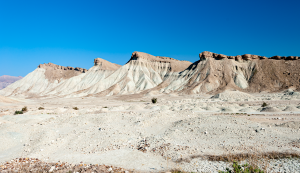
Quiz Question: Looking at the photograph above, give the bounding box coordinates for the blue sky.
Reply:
[0,0,299,76]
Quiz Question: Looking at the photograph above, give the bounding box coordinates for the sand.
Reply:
[260,107,282,112]
[0,95,18,103]
[1,91,300,172]
[283,106,299,112]
[212,90,254,100]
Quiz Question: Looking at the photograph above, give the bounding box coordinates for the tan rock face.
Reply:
[38,63,88,72]
[93,58,121,71]
[130,51,192,72]
[199,51,300,63]
[270,56,281,60]
[74,67,87,73]
[199,51,270,61]
[217,54,227,59]
[38,63,88,83]
[199,51,214,60]
[242,54,252,60]
[260,56,268,59]
[235,55,242,61]
[286,56,294,60]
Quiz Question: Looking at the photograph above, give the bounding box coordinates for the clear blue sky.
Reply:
[1,0,299,76]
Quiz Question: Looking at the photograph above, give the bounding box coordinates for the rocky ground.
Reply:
[1,90,300,172]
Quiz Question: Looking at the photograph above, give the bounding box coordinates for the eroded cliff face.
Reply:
[199,51,298,61]
[199,51,300,92]
[45,58,122,97]
[161,56,255,94]
[130,51,192,72]
[38,63,87,83]
[83,52,192,96]
[159,51,300,94]
[1,51,300,98]
[0,63,87,97]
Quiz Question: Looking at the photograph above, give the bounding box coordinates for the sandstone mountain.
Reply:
[0,75,23,90]
[0,51,299,98]
[159,51,300,94]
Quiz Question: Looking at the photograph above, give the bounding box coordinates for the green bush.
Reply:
[261,102,267,107]
[14,111,23,115]
[151,98,157,104]
[219,161,264,173]
[22,106,28,112]
[73,107,79,110]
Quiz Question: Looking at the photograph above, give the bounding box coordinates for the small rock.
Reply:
[49,166,55,172]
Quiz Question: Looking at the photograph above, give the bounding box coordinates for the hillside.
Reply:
[0,51,299,98]
[0,63,88,97]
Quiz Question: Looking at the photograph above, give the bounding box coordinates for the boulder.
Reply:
[213,53,219,58]
[242,54,252,60]
[217,54,227,59]
[286,56,294,60]
[74,67,87,73]
[259,56,268,59]
[228,56,235,59]
[67,66,74,70]
[199,51,214,60]
[271,56,281,60]
[235,55,243,61]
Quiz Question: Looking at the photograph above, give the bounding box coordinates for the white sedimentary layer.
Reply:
[0,68,61,97]
[0,52,262,98]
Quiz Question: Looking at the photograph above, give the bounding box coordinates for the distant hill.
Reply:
[0,75,23,90]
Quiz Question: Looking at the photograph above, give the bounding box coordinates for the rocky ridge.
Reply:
[199,51,298,61]
[1,51,300,98]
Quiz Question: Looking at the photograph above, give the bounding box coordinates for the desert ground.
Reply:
[1,90,300,172]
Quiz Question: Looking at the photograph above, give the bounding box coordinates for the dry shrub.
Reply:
[206,151,300,162]
[151,97,157,104]
[206,151,300,172]
[22,106,28,112]
[38,107,44,110]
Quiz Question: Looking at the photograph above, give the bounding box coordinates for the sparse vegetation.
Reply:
[219,161,264,173]
[151,97,157,104]
[14,111,23,115]
[103,106,108,108]
[73,107,79,110]
[261,102,267,107]
[22,106,28,112]
[38,107,44,110]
